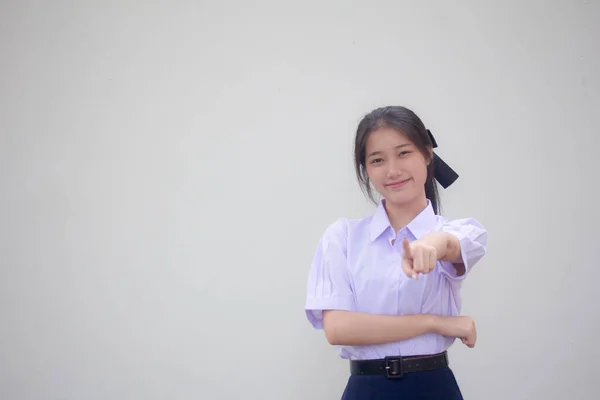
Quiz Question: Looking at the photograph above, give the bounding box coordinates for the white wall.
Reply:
[1,1,598,399]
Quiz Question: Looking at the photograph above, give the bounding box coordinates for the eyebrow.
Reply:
[367,143,412,158]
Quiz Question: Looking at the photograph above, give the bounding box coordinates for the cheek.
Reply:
[366,166,385,186]
[418,165,430,183]
[410,160,429,184]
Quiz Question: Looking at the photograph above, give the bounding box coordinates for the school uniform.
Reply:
[305,199,487,399]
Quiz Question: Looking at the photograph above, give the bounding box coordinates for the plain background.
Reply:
[1,1,599,399]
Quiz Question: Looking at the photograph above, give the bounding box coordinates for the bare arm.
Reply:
[323,310,477,347]
[322,310,439,346]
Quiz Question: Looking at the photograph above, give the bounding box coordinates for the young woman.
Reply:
[304,106,487,399]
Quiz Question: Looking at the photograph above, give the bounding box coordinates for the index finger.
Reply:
[402,238,411,258]
[401,257,417,280]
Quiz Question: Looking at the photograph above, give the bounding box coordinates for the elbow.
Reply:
[322,311,346,345]
[325,327,341,345]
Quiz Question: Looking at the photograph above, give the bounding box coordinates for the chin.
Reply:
[384,190,420,207]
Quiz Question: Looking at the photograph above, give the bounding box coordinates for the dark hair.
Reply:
[353,106,441,214]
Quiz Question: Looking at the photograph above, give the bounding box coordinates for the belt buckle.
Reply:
[384,356,403,379]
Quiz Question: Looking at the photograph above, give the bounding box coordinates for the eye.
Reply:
[370,158,384,164]
[399,151,411,157]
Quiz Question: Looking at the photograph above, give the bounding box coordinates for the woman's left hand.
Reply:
[401,238,437,280]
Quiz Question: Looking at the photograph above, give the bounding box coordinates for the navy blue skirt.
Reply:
[341,367,464,400]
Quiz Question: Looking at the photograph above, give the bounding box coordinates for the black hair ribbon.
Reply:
[427,129,459,189]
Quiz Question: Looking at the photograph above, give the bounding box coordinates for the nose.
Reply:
[386,159,403,179]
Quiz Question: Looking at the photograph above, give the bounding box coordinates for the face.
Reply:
[364,126,431,207]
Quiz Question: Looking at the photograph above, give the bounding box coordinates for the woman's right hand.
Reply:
[435,316,477,348]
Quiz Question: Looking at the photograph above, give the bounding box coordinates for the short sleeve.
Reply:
[304,219,355,329]
[438,217,487,280]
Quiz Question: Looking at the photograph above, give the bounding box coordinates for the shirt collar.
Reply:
[370,199,438,242]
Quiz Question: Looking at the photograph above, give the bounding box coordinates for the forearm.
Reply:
[322,310,439,346]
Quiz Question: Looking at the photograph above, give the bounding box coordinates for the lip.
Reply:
[386,178,412,189]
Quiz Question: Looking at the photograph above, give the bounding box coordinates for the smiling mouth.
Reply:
[386,179,412,189]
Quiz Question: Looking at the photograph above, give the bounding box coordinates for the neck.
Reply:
[384,197,428,232]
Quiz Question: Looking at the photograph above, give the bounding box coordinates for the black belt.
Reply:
[350,351,449,379]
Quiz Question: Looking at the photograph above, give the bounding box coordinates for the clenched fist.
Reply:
[401,238,437,280]
[437,316,477,348]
